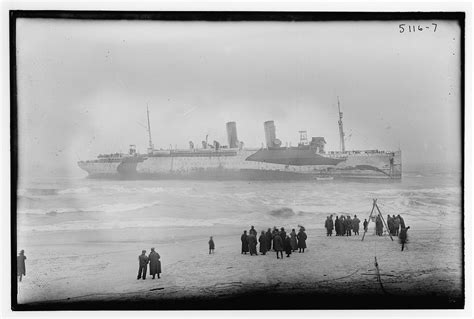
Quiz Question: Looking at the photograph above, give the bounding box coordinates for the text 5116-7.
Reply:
[399,23,438,33]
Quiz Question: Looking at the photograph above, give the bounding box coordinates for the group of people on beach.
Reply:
[324,215,362,236]
[240,226,308,259]
[137,248,162,280]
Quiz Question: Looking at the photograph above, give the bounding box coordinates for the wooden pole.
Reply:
[361,199,376,241]
[375,202,394,241]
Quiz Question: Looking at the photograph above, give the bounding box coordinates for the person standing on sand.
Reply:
[345,216,352,236]
[284,234,292,257]
[149,248,161,279]
[340,216,346,236]
[265,228,273,251]
[393,215,400,236]
[335,216,340,236]
[248,233,258,256]
[363,219,368,233]
[297,228,307,253]
[241,231,249,254]
[352,215,360,235]
[208,236,215,254]
[259,231,268,255]
[399,226,410,251]
[137,250,149,280]
[375,215,383,236]
[273,232,283,259]
[325,216,334,236]
[17,250,26,282]
[290,229,298,251]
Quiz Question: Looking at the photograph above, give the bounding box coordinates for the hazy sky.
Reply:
[16,19,461,177]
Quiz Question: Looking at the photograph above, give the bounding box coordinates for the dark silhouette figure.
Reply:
[352,215,360,235]
[265,228,273,251]
[335,216,341,236]
[273,233,284,259]
[241,231,249,254]
[249,225,257,237]
[290,229,298,251]
[149,248,161,279]
[259,231,268,255]
[363,219,368,233]
[248,234,258,256]
[137,250,149,280]
[284,235,292,257]
[17,250,26,282]
[209,236,215,254]
[399,226,410,251]
[325,216,334,236]
[297,228,307,253]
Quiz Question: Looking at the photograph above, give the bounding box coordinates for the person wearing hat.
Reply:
[249,226,257,237]
[137,250,149,280]
[149,248,161,279]
[17,250,26,282]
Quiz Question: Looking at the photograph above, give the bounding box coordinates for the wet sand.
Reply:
[15,224,463,309]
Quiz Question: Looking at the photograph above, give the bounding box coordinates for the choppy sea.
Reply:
[17,164,462,234]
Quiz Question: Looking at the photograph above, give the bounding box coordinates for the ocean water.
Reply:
[17,165,462,235]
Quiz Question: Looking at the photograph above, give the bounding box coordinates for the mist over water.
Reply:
[17,165,462,236]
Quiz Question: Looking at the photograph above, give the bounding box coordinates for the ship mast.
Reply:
[146,105,154,154]
[337,97,345,153]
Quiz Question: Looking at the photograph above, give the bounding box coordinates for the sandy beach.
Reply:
[16,222,463,309]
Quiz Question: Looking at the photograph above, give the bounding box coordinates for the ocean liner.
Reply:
[78,103,402,180]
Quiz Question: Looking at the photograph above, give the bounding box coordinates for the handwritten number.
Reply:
[432,23,437,32]
[399,24,405,33]
[418,25,423,31]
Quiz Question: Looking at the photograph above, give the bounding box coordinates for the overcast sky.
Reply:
[16,19,461,177]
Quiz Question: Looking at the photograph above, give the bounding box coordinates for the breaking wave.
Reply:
[18,200,162,215]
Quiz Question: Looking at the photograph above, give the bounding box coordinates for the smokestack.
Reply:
[226,122,238,148]
[264,120,276,148]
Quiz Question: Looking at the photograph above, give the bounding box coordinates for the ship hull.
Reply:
[78,149,401,180]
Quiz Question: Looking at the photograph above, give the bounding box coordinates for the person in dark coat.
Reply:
[290,229,298,251]
[137,250,149,280]
[148,248,161,279]
[280,227,287,241]
[375,215,383,236]
[259,231,268,255]
[265,228,273,251]
[17,250,26,282]
[335,216,340,236]
[399,226,410,251]
[241,231,249,254]
[273,232,284,259]
[352,215,360,235]
[393,215,401,236]
[387,215,394,235]
[284,234,292,257]
[249,225,257,237]
[297,228,307,253]
[248,233,258,256]
[208,236,215,254]
[363,219,368,233]
[346,216,353,236]
[340,216,346,236]
[325,216,334,236]
[272,227,279,250]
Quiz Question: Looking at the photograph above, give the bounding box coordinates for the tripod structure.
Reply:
[361,199,393,241]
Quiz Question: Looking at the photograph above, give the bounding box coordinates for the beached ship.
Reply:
[78,103,402,180]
